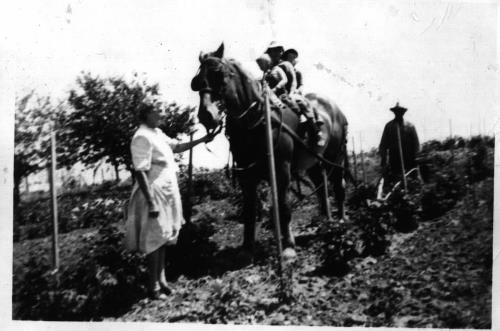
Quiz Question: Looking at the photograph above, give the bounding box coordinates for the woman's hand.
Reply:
[148,200,160,218]
[204,132,216,143]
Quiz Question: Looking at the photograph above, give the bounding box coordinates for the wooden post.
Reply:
[351,137,358,182]
[359,132,367,185]
[448,119,453,138]
[263,80,284,280]
[48,131,60,271]
[321,166,332,221]
[186,133,194,223]
[295,178,302,198]
[395,123,407,192]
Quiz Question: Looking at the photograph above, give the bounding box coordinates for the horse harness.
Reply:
[196,57,346,173]
[223,86,346,174]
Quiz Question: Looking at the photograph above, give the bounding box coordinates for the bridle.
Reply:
[195,56,348,175]
[195,57,269,134]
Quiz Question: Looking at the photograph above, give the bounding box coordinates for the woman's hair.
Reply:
[137,102,155,123]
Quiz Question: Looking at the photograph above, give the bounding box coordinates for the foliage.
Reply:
[13,92,70,216]
[64,72,195,175]
[13,223,148,320]
[356,200,392,257]
[168,212,218,278]
[14,167,236,242]
[387,182,420,232]
[14,183,129,242]
[178,167,238,204]
[420,135,494,153]
[418,151,466,220]
[465,140,494,182]
[14,93,64,180]
[317,221,359,276]
[13,136,494,326]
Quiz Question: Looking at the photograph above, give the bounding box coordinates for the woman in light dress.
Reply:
[125,103,214,299]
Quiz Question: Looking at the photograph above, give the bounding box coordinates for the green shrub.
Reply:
[15,184,129,241]
[13,223,147,320]
[178,168,237,203]
[421,168,465,220]
[317,221,359,276]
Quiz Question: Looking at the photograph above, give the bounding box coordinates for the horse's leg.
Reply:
[307,163,332,220]
[240,178,258,255]
[331,167,346,221]
[276,161,295,250]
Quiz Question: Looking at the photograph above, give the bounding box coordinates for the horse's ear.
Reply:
[213,43,224,58]
[199,51,205,63]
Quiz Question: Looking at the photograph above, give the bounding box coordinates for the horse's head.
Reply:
[191,43,261,132]
[190,43,230,131]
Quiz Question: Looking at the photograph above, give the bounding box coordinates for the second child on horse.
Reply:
[260,41,325,146]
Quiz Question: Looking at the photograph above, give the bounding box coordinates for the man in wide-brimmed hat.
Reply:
[261,43,324,146]
[265,41,284,66]
[379,102,420,179]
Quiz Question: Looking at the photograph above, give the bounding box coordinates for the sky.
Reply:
[1,0,499,169]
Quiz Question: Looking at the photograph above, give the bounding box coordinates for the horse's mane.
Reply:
[225,58,263,104]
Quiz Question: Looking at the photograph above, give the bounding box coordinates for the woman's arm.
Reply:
[171,134,214,154]
[135,170,159,217]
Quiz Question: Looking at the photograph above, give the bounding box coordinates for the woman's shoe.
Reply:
[159,283,174,295]
[147,288,168,300]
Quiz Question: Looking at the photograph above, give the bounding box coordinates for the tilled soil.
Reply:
[106,180,492,327]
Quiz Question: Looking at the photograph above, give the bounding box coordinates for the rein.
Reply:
[200,57,346,175]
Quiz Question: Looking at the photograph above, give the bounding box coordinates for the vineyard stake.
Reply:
[396,123,407,192]
[321,165,332,220]
[351,137,358,183]
[263,80,285,284]
[186,133,194,223]
[359,132,367,185]
[48,131,60,271]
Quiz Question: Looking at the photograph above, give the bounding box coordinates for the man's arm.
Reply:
[296,70,303,92]
[271,67,288,93]
[379,124,389,168]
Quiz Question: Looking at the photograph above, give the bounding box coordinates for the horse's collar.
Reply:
[232,101,259,120]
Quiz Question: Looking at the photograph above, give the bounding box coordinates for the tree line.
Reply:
[14,72,195,211]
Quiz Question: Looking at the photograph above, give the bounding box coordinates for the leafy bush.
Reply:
[168,212,219,278]
[420,166,465,220]
[356,200,392,257]
[178,168,237,203]
[13,223,148,320]
[15,185,128,241]
[387,184,420,233]
[15,168,236,242]
[465,141,494,183]
[317,221,359,276]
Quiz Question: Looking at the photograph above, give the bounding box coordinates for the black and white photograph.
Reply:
[2,0,498,329]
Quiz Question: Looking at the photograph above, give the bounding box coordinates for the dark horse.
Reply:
[191,43,349,258]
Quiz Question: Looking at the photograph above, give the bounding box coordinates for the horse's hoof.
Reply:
[283,247,297,261]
